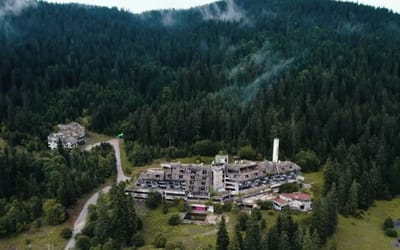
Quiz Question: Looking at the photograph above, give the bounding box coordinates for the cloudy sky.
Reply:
[45,0,400,14]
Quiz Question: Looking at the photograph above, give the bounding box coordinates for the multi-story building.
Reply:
[132,163,212,200]
[130,139,303,203]
[212,160,300,194]
[47,122,85,150]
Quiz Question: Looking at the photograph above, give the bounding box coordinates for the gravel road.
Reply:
[64,139,131,250]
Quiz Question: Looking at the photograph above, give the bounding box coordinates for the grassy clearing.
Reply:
[302,171,324,198]
[335,198,400,250]
[0,224,67,250]
[119,139,133,174]
[84,130,112,145]
[136,203,218,249]
[135,205,312,250]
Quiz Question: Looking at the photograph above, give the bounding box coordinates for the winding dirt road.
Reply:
[64,139,131,250]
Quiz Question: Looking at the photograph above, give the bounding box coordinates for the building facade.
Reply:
[130,158,301,201]
[273,192,312,212]
[129,139,306,207]
[48,122,85,150]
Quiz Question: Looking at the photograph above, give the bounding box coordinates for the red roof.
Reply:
[274,198,287,205]
[281,192,311,201]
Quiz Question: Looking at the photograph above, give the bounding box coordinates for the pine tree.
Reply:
[266,224,280,249]
[244,217,261,250]
[260,219,267,232]
[302,228,319,250]
[278,232,289,250]
[233,224,244,250]
[347,180,359,216]
[326,184,338,237]
[229,225,243,250]
[217,216,229,250]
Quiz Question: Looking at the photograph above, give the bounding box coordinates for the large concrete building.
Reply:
[133,163,212,201]
[47,122,85,150]
[130,139,302,202]
[213,160,300,195]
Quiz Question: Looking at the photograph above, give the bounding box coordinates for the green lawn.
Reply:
[0,224,67,250]
[119,139,134,175]
[137,204,218,249]
[302,171,324,198]
[84,130,112,145]
[335,198,400,250]
[135,204,313,250]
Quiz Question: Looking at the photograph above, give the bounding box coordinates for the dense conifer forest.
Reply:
[0,0,400,247]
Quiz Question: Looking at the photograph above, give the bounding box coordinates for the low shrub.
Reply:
[384,217,394,230]
[132,233,145,247]
[385,228,398,238]
[168,214,181,225]
[153,234,167,248]
[60,227,73,239]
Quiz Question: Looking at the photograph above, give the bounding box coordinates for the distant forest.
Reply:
[0,0,400,245]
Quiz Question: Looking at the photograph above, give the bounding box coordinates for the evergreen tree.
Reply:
[347,180,359,216]
[243,217,261,250]
[229,224,243,250]
[217,216,229,250]
[302,228,319,250]
[267,226,279,250]
[278,232,290,250]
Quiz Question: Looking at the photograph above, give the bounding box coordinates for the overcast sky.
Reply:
[45,0,400,14]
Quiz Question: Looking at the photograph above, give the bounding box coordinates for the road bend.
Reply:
[64,139,131,250]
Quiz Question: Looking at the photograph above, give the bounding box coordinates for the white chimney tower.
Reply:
[272,138,279,162]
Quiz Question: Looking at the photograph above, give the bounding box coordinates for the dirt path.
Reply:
[64,139,131,250]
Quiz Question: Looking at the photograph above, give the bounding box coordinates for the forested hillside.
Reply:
[0,0,400,245]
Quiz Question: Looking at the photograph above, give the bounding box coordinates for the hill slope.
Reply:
[0,0,399,244]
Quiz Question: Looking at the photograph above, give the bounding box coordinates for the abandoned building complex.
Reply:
[47,122,86,150]
[129,139,310,211]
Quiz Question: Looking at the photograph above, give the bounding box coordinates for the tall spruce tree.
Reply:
[244,216,261,250]
[217,216,229,250]
[229,224,244,250]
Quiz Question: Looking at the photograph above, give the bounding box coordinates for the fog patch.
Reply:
[199,0,247,22]
[160,10,176,27]
[0,0,37,19]
[227,40,294,104]
[229,41,273,79]
[337,22,364,35]
[241,58,294,103]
